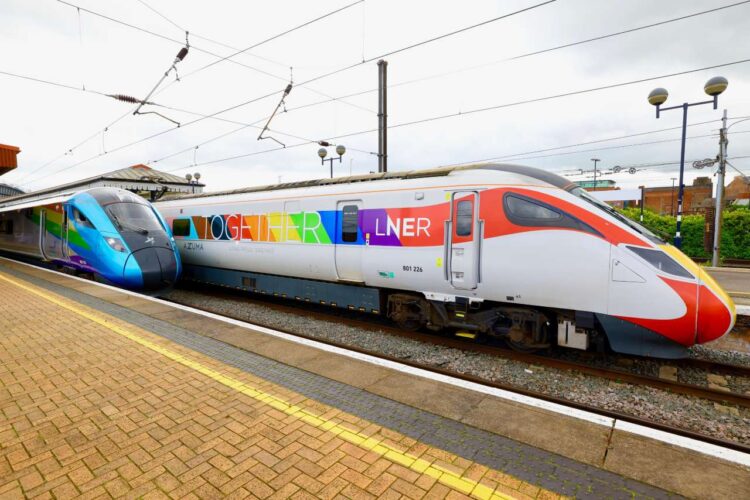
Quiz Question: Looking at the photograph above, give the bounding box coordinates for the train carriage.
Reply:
[154,164,735,358]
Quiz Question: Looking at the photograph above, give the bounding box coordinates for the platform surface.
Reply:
[707,266,750,306]
[0,260,678,499]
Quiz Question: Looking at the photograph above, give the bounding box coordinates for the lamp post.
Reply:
[647,76,728,248]
[590,158,600,189]
[185,172,201,194]
[670,177,677,216]
[318,144,346,179]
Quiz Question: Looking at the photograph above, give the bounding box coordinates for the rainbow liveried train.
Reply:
[155,164,736,359]
[0,188,180,291]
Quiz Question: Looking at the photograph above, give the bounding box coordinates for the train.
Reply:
[154,164,736,359]
[0,187,181,291]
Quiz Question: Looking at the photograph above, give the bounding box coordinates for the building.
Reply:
[0,184,24,198]
[0,144,20,177]
[0,164,204,204]
[643,177,713,215]
[725,175,750,203]
[575,179,616,191]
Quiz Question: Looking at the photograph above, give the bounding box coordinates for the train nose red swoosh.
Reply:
[696,270,736,344]
[659,245,735,344]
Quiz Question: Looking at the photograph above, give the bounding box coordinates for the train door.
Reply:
[38,209,49,260]
[335,200,363,282]
[61,206,70,258]
[447,191,481,290]
[43,208,64,261]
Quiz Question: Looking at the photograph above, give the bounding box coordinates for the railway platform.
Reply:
[0,258,748,499]
[707,266,750,307]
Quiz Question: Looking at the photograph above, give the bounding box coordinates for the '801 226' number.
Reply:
[402,265,423,272]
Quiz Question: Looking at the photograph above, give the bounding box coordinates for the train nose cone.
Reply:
[696,268,736,344]
[125,247,179,291]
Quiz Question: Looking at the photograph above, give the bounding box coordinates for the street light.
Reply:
[185,172,201,194]
[647,76,728,249]
[318,144,346,178]
[590,158,600,189]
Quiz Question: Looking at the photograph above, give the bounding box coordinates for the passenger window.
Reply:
[341,205,359,243]
[1,220,12,235]
[502,192,602,237]
[172,219,191,237]
[73,208,93,229]
[505,195,561,220]
[456,200,473,237]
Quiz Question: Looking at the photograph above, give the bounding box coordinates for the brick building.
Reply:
[725,175,750,203]
[643,176,713,215]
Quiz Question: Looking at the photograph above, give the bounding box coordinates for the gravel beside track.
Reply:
[164,287,750,445]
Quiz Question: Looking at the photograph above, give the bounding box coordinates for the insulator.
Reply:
[318,141,331,147]
[108,94,141,104]
[283,83,293,95]
[175,46,189,62]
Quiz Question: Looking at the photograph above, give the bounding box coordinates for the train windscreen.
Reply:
[106,203,164,234]
[569,187,665,244]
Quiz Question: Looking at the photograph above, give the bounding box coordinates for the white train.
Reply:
[155,164,735,358]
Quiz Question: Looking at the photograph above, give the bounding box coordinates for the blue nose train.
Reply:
[0,187,181,292]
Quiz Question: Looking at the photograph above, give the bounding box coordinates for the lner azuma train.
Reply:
[0,187,181,292]
[155,164,736,359]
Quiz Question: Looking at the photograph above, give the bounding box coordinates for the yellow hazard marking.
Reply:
[456,332,477,339]
[728,291,750,298]
[0,271,521,500]
[436,257,443,268]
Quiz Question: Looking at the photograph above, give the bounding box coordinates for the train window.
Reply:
[456,200,473,236]
[1,220,12,235]
[172,219,191,237]
[73,208,93,229]
[626,246,693,279]
[505,195,561,221]
[503,193,602,237]
[341,205,359,242]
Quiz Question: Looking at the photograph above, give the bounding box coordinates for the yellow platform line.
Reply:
[0,272,525,500]
[728,291,750,298]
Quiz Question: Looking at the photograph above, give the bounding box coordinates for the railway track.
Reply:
[163,281,750,453]
[170,281,750,409]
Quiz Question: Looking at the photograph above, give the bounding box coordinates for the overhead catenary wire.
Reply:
[23,0,377,182]
[19,0,558,185]
[176,0,365,81]
[29,56,748,185]
[57,0,374,115]
[15,2,747,187]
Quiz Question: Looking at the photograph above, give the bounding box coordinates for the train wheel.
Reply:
[388,293,428,331]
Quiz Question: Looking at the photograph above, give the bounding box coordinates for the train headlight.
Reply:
[106,237,127,252]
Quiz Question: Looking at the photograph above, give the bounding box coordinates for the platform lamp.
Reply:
[185,172,201,193]
[318,144,346,179]
[647,76,728,249]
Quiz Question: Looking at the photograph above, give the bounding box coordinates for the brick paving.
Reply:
[0,269,567,499]
[0,263,677,499]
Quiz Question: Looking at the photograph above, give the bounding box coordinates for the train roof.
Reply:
[163,163,577,201]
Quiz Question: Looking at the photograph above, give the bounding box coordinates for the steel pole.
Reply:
[674,103,688,249]
[377,59,388,173]
[712,109,728,267]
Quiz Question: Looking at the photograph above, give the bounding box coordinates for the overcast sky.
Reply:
[1,0,749,194]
